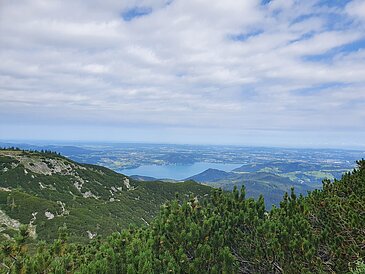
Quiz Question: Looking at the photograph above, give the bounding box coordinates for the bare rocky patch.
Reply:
[0,209,20,231]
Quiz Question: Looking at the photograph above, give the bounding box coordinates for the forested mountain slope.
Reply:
[188,168,314,207]
[1,156,364,273]
[0,149,212,242]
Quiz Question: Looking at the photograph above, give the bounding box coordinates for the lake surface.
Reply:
[119,162,242,180]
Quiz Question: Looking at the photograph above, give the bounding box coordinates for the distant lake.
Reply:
[119,162,242,180]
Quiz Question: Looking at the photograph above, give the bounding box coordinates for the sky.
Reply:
[1,0,365,148]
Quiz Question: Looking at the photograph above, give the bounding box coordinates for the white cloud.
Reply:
[0,0,365,146]
[346,0,365,21]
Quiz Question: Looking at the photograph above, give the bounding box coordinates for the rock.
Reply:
[123,178,131,189]
[87,230,97,239]
[45,211,55,220]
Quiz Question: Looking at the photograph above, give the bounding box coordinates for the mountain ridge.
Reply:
[0,149,212,242]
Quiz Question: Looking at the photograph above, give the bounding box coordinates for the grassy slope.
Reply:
[0,150,212,242]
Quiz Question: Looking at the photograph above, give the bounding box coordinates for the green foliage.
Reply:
[0,151,364,273]
[350,260,365,274]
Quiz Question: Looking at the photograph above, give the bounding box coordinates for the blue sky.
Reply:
[0,0,365,148]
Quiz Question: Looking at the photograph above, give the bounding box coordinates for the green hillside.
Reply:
[0,149,212,242]
[188,160,352,208]
[197,171,313,207]
[1,156,364,273]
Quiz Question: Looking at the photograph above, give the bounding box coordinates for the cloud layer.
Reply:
[1,0,365,147]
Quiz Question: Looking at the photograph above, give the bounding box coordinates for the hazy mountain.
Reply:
[233,161,324,173]
[186,168,230,181]
[187,167,315,207]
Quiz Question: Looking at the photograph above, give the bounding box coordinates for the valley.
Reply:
[1,142,363,207]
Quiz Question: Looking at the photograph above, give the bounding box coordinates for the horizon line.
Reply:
[1,138,364,152]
